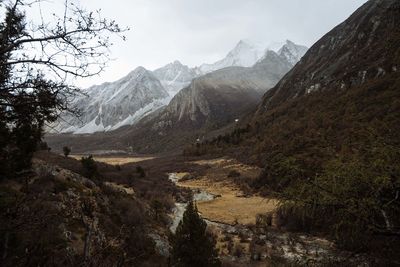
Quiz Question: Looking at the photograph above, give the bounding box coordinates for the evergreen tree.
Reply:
[170,201,220,267]
[63,146,71,158]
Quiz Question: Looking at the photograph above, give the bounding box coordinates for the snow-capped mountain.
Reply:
[53,67,169,134]
[277,40,308,66]
[196,40,265,74]
[50,39,308,135]
[153,60,197,96]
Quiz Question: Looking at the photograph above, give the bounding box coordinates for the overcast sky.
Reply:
[34,0,368,87]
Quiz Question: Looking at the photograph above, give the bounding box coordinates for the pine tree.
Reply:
[170,201,221,267]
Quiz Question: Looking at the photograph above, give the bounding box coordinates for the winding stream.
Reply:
[168,173,222,233]
[168,172,350,264]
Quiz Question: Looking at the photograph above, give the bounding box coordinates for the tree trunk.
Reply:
[83,222,92,260]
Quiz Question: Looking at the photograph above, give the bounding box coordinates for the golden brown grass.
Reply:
[70,155,154,166]
[178,158,277,225]
[179,178,277,225]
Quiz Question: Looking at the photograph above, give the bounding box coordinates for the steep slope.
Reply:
[258,0,400,112]
[159,67,263,128]
[53,67,169,134]
[201,0,400,176]
[189,3,400,260]
[153,60,198,96]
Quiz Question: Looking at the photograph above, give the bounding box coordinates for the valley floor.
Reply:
[94,154,359,266]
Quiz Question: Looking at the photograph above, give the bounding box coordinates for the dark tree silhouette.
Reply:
[170,201,220,267]
[0,0,127,178]
[62,146,71,157]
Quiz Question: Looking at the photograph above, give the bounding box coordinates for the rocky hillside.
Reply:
[53,67,169,134]
[201,0,400,167]
[258,0,400,112]
[0,151,184,266]
[189,1,400,261]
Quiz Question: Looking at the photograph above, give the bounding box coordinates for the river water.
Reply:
[167,172,351,264]
[168,173,221,233]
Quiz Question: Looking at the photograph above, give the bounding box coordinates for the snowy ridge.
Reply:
[196,40,265,74]
[51,40,308,134]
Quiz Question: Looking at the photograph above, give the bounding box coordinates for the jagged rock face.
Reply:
[277,40,308,66]
[259,0,400,112]
[54,67,169,134]
[153,60,198,96]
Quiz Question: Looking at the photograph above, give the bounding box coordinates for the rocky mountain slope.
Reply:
[153,60,197,96]
[199,0,400,190]
[258,1,399,112]
[53,67,169,134]
[188,2,400,261]
[158,49,294,128]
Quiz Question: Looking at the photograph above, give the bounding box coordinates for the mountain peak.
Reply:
[153,60,197,96]
[278,41,308,66]
[198,39,264,74]
[172,60,183,66]
[232,39,258,53]
[285,39,295,45]
[131,66,148,75]
[236,39,252,47]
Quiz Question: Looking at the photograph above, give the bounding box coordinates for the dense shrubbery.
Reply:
[81,155,97,178]
[190,76,400,258]
[278,137,400,250]
[63,146,71,157]
[0,160,157,266]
